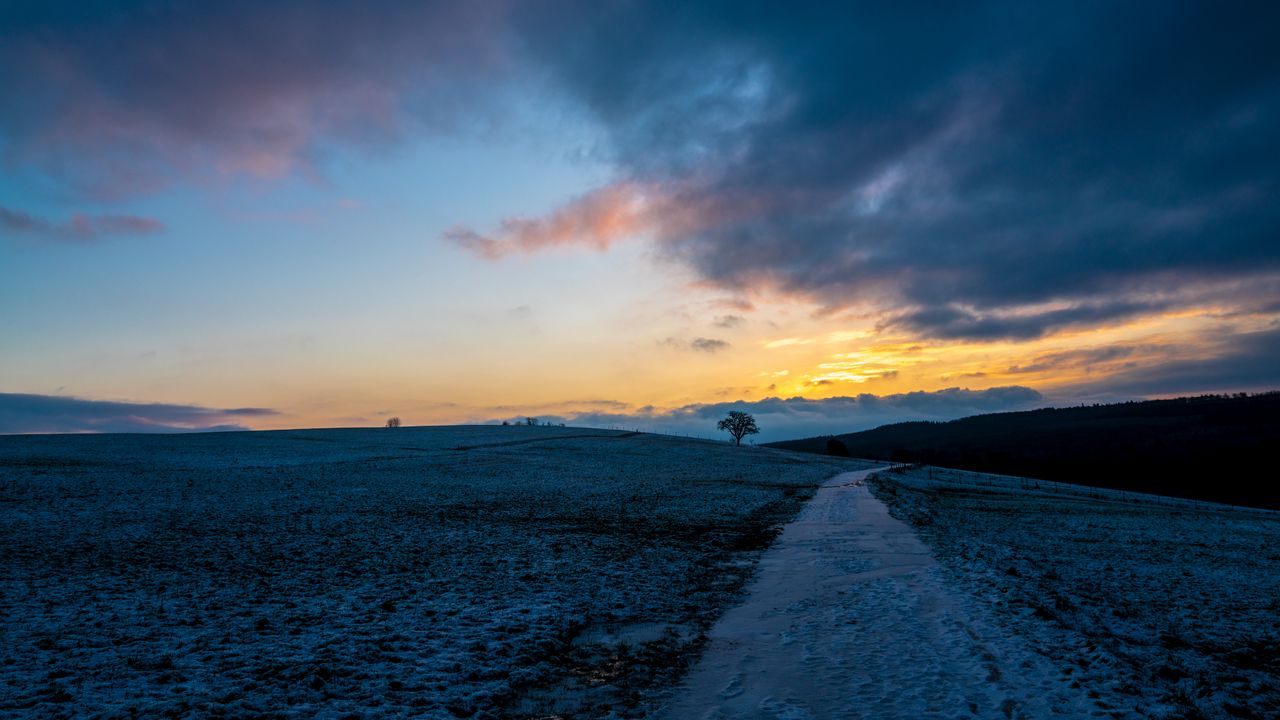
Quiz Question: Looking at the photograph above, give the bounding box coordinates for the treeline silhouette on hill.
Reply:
[768,393,1280,509]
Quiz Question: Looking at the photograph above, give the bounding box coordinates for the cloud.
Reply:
[503,2,1280,340]
[1,206,163,241]
[662,336,731,353]
[890,300,1159,341]
[713,314,745,329]
[712,298,756,312]
[764,337,812,349]
[0,1,510,197]
[486,398,631,414]
[444,182,653,258]
[7,1,1279,367]
[1071,326,1280,397]
[690,337,731,353]
[1005,346,1140,375]
[490,385,1044,442]
[0,393,278,434]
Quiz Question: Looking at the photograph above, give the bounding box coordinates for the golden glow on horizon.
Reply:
[33,290,1273,432]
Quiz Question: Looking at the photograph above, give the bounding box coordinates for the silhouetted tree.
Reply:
[385,417,402,428]
[718,411,759,446]
[826,437,852,457]
[525,417,538,426]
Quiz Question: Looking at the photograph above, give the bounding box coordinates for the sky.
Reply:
[2,1,1279,440]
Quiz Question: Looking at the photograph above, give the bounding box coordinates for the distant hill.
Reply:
[767,393,1280,509]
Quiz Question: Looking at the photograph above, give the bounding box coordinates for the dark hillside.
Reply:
[768,393,1280,509]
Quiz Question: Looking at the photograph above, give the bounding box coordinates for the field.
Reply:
[869,465,1280,719]
[8,426,1276,719]
[0,426,860,719]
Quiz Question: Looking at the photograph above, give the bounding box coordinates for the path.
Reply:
[660,468,1089,719]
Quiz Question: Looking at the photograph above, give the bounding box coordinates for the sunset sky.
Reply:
[3,2,1278,440]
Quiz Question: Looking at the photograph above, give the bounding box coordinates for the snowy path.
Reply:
[660,468,1089,720]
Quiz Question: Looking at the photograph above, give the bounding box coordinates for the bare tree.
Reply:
[525,417,538,426]
[385,417,402,428]
[717,410,759,446]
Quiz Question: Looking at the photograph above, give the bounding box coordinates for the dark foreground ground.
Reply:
[0,426,859,719]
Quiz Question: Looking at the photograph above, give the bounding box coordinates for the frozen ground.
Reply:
[870,465,1280,719]
[0,426,861,719]
[661,468,1091,720]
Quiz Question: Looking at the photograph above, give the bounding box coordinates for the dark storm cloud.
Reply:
[0,393,279,434]
[508,1,1280,338]
[494,386,1045,442]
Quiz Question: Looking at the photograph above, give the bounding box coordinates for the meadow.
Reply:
[0,426,859,719]
[870,465,1280,719]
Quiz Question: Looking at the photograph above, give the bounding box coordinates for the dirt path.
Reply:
[659,468,1089,719]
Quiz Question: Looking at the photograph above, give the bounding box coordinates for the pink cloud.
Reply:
[443,182,657,259]
[440,179,835,305]
[441,172,835,263]
[0,2,511,199]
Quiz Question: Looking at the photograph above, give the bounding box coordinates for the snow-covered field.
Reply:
[870,465,1280,719]
[0,426,860,719]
